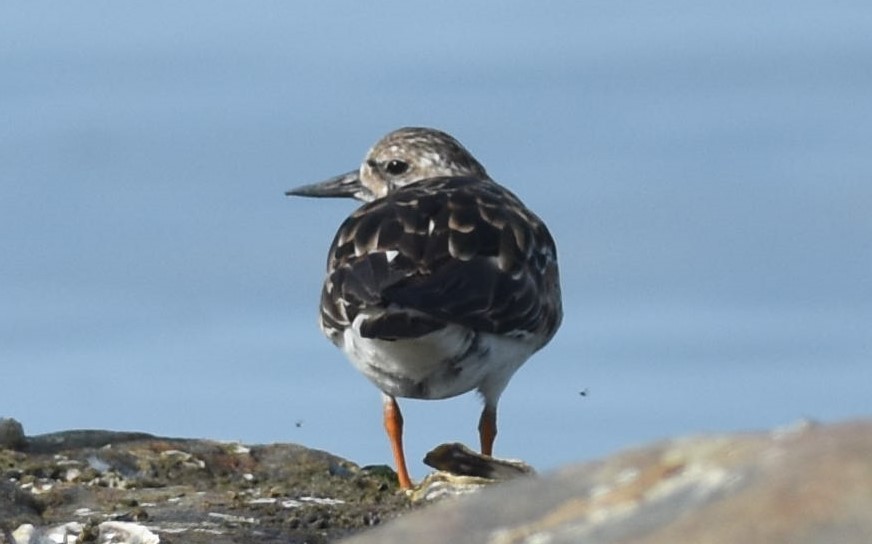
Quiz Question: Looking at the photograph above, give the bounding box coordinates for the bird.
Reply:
[286,127,562,489]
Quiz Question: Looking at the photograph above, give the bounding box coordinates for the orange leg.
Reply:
[478,405,497,456]
[383,395,413,489]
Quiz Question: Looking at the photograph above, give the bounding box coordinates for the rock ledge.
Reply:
[3,418,872,544]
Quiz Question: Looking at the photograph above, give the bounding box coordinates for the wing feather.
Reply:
[319,177,561,345]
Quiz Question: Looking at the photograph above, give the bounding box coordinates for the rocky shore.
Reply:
[0,418,411,543]
[2,417,871,543]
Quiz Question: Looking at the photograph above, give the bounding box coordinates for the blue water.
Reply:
[2,2,870,479]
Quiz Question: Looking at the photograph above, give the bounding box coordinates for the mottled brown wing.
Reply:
[319,177,561,344]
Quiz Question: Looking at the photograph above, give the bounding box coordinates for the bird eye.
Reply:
[385,160,409,176]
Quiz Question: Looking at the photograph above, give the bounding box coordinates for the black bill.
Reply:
[285,170,371,200]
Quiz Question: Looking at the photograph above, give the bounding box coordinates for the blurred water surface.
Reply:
[1,2,870,478]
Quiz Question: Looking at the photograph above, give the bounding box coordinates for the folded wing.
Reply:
[319,177,561,346]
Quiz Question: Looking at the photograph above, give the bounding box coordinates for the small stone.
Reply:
[65,468,82,482]
[0,418,26,451]
[423,442,536,481]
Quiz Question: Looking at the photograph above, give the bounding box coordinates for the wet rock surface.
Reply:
[0,420,411,543]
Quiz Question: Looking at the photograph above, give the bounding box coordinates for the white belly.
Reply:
[340,315,536,402]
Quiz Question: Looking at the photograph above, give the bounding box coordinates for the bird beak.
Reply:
[285,170,371,200]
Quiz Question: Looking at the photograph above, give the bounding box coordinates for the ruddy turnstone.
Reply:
[286,127,562,489]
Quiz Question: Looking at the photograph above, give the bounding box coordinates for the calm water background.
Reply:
[2,2,870,479]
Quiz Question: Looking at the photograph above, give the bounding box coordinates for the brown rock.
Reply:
[6,419,872,543]
[343,419,872,544]
[1,428,412,543]
[0,418,26,451]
